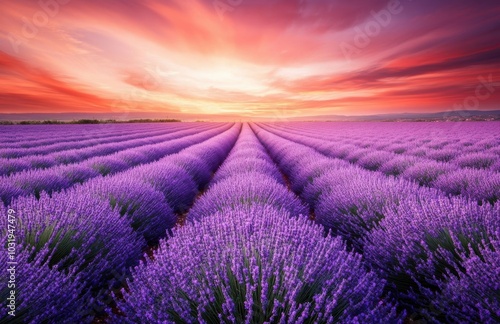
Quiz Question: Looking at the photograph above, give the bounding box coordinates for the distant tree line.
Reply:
[0,119,181,125]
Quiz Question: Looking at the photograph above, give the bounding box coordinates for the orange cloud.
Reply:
[0,0,499,119]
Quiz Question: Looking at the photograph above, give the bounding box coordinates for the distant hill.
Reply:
[287,110,500,122]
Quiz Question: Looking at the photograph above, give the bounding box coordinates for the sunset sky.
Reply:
[1,0,499,120]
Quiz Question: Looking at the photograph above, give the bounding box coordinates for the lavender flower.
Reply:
[0,247,90,324]
[82,175,176,244]
[435,239,500,323]
[129,162,199,214]
[357,151,397,171]
[453,152,498,169]
[0,158,31,176]
[118,206,399,323]
[426,148,459,163]
[10,169,71,199]
[402,160,457,186]
[7,190,144,288]
[312,171,426,251]
[289,158,349,194]
[84,156,130,176]
[169,153,217,187]
[363,196,499,320]
[433,168,500,203]
[379,155,421,176]
[58,164,101,185]
[212,158,284,185]
[0,181,23,206]
[188,175,308,222]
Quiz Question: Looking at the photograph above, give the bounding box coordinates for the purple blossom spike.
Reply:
[118,206,399,323]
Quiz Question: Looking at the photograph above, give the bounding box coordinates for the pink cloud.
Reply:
[0,0,499,118]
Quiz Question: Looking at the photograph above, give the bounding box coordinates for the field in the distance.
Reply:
[1,122,499,323]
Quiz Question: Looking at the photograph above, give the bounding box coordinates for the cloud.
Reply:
[0,0,499,117]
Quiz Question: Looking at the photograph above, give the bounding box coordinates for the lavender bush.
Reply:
[188,175,308,222]
[433,168,500,203]
[290,158,349,194]
[58,164,101,185]
[211,158,284,185]
[357,151,397,171]
[169,153,217,187]
[0,181,23,206]
[435,239,500,323]
[0,158,31,176]
[401,160,457,186]
[130,162,199,214]
[364,196,499,321]
[10,169,71,199]
[6,190,144,288]
[312,171,425,251]
[85,156,130,176]
[0,247,89,323]
[118,206,399,323]
[425,148,458,163]
[82,175,176,244]
[453,152,498,169]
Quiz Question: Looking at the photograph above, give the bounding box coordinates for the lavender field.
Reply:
[1,122,499,323]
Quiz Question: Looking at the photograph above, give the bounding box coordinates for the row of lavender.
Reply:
[0,124,240,323]
[0,124,196,161]
[0,123,180,149]
[117,124,400,323]
[0,123,216,174]
[267,122,500,169]
[265,122,500,172]
[0,123,186,151]
[0,124,226,205]
[252,123,499,323]
[1,122,497,322]
[260,123,500,204]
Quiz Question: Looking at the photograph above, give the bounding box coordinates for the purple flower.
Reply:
[357,151,397,171]
[84,156,130,176]
[10,169,71,199]
[290,157,349,194]
[379,155,421,176]
[212,158,285,185]
[426,148,459,163]
[118,206,398,323]
[436,239,500,323]
[453,152,498,170]
[312,170,427,251]
[402,160,457,186]
[0,158,31,176]
[129,162,199,214]
[0,247,90,324]
[433,168,500,203]
[81,174,176,244]
[364,196,499,320]
[0,181,23,206]
[188,175,308,222]
[7,190,144,288]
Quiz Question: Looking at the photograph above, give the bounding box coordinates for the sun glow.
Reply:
[0,0,499,119]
